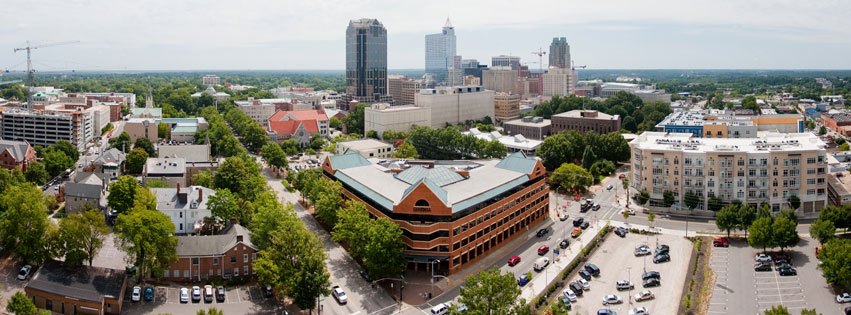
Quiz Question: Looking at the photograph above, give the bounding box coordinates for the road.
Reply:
[262,166,398,315]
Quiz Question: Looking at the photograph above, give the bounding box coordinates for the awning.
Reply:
[403,254,450,263]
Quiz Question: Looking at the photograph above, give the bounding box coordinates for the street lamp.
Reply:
[430,259,440,299]
[627,267,632,305]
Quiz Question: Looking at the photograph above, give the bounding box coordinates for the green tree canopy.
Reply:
[53,140,80,161]
[24,161,49,185]
[392,141,418,159]
[817,239,851,293]
[0,184,50,263]
[716,204,739,237]
[772,216,799,251]
[549,163,593,193]
[108,175,140,214]
[261,142,289,170]
[57,209,109,266]
[115,209,178,281]
[344,104,367,135]
[455,267,527,315]
[683,190,700,210]
[41,147,74,177]
[809,219,836,245]
[748,217,774,252]
[6,291,38,315]
[109,131,132,153]
[126,148,149,174]
[636,189,650,206]
[763,305,790,315]
[134,137,156,156]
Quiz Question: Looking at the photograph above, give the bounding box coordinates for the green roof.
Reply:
[451,175,529,213]
[329,151,372,170]
[333,171,393,211]
[394,165,465,187]
[402,177,448,205]
[495,152,536,174]
[172,125,197,133]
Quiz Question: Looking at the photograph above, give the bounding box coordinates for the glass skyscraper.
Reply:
[549,37,571,69]
[425,19,456,85]
[346,18,388,102]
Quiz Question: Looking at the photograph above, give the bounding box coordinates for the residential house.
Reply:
[151,185,214,234]
[0,139,37,170]
[164,224,258,281]
[91,148,126,182]
[25,261,127,315]
[64,173,105,214]
[143,158,186,188]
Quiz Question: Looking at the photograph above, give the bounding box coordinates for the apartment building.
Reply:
[322,152,549,274]
[630,132,828,215]
[234,98,280,125]
[482,66,519,95]
[551,110,620,134]
[336,139,394,159]
[542,67,574,97]
[493,92,520,122]
[151,185,214,234]
[415,86,495,128]
[388,76,422,106]
[164,224,258,281]
[657,110,805,137]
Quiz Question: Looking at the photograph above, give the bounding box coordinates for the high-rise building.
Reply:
[548,37,570,68]
[346,18,389,104]
[492,55,521,70]
[425,19,457,84]
[387,76,422,106]
[494,92,521,122]
[542,67,574,97]
[415,86,495,128]
[483,66,519,95]
[461,59,486,81]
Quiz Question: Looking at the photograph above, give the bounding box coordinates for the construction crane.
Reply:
[531,48,547,75]
[13,40,79,105]
[572,60,587,70]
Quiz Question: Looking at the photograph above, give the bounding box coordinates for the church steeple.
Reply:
[145,85,153,108]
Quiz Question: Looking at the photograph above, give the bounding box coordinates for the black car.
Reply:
[642,271,660,281]
[580,221,590,230]
[584,263,600,276]
[360,270,373,282]
[216,286,226,302]
[844,306,851,315]
[653,254,670,264]
[778,267,797,276]
[754,263,772,272]
[573,218,584,227]
[655,246,670,256]
[643,278,661,288]
[578,269,592,281]
[559,239,570,249]
[614,227,627,238]
[774,263,792,271]
[569,282,584,296]
[536,228,549,237]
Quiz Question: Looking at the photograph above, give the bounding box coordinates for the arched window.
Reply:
[415,199,429,207]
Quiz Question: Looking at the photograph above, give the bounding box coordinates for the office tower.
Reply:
[387,75,422,106]
[494,92,521,122]
[425,18,457,84]
[491,55,520,70]
[549,37,571,68]
[543,67,573,97]
[482,66,520,95]
[415,86,495,128]
[346,18,389,103]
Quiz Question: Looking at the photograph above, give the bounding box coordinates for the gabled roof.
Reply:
[269,110,328,122]
[495,152,537,174]
[0,139,33,162]
[26,260,126,302]
[93,148,125,165]
[65,173,104,199]
[328,151,372,169]
[402,177,448,205]
[176,224,257,256]
[395,165,465,187]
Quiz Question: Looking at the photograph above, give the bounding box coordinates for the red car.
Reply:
[507,255,521,266]
[537,245,550,255]
[713,237,729,247]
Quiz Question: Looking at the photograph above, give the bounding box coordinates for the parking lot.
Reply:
[708,237,840,314]
[122,284,282,314]
[561,232,691,315]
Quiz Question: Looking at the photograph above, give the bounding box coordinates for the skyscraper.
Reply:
[549,37,571,68]
[491,55,521,70]
[425,18,457,84]
[346,18,389,104]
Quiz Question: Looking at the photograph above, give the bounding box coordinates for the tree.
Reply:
[455,267,526,315]
[636,189,650,206]
[214,156,265,200]
[261,142,288,170]
[800,309,822,315]
[748,217,774,252]
[6,291,37,315]
[589,160,616,179]
[42,147,74,177]
[362,217,406,279]
[817,239,851,294]
[24,161,49,185]
[126,148,149,174]
[196,308,225,315]
[787,195,801,210]
[773,216,799,252]
[53,140,80,161]
[329,116,342,130]
[580,146,596,170]
[242,123,270,153]
[647,212,656,228]
[308,134,325,151]
[779,208,798,225]
[707,196,723,211]
[58,209,109,266]
[737,204,757,237]
[108,175,140,214]
[192,170,214,188]
[662,190,675,207]
[840,143,850,151]
[549,163,593,193]
[208,189,241,224]
[134,137,156,156]
[109,131,132,153]
[115,209,178,281]
[809,219,836,245]
[366,130,379,139]
[763,305,791,315]
[344,104,367,135]
[332,201,372,258]
[313,180,343,227]
[818,126,826,136]
[392,141,418,159]
[622,210,630,223]
[0,184,50,263]
[622,116,637,132]
[158,122,171,139]
[716,204,738,237]
[280,139,300,156]
[683,190,700,210]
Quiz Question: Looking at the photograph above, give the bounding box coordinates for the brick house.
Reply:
[0,139,36,170]
[25,261,127,315]
[164,224,258,281]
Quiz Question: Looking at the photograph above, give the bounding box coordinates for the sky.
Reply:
[1,0,850,71]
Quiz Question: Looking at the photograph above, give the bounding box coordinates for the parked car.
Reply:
[507,255,521,266]
[653,253,670,264]
[536,228,550,237]
[578,269,592,281]
[518,274,530,286]
[592,203,601,211]
[580,221,590,229]
[628,306,649,315]
[569,282,585,296]
[332,286,348,304]
[192,286,202,302]
[216,286,226,302]
[713,237,730,247]
[204,285,214,303]
[571,227,583,238]
[180,287,190,303]
[622,209,636,215]
[641,271,660,281]
[606,185,613,191]
[654,245,670,256]
[634,290,654,302]
[573,217,585,227]
[538,245,550,255]
[602,294,623,305]
[559,239,570,249]
[755,253,772,263]
[360,270,373,282]
[598,310,617,315]
[144,286,154,302]
[17,265,32,281]
[559,212,569,221]
[836,293,851,303]
[576,278,590,290]
[131,286,142,302]
[642,278,661,288]
[562,289,578,302]
[778,267,797,276]
[534,257,550,271]
[560,295,572,310]
[754,263,772,272]
[634,245,651,256]
[615,227,628,238]
[616,280,634,291]
[775,262,792,271]
[585,263,601,276]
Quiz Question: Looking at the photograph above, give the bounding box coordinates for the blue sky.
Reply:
[1,0,849,71]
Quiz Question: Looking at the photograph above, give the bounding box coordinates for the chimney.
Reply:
[236,235,244,243]
[176,183,180,194]
[198,188,203,202]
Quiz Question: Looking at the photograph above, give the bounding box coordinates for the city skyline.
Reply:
[1,0,851,71]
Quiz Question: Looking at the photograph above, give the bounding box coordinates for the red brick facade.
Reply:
[165,243,258,281]
[0,145,36,170]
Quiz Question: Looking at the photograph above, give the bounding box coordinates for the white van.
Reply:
[534,257,550,271]
[430,303,449,315]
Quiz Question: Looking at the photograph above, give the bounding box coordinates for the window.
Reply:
[244,254,248,263]
[252,253,257,261]
[179,212,183,218]
[179,223,183,231]
[183,270,189,278]
[213,257,219,265]
[173,270,179,277]
[231,256,236,263]
[234,268,239,277]
[192,257,199,265]
[244,266,249,276]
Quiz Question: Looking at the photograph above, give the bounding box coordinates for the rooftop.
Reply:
[151,185,214,211]
[26,261,126,303]
[504,117,551,127]
[338,139,392,151]
[552,110,619,120]
[465,129,542,151]
[64,173,103,199]
[827,173,851,198]
[631,132,826,153]
[158,144,211,163]
[825,112,851,123]
[176,224,256,257]
[0,140,33,162]
[145,158,186,175]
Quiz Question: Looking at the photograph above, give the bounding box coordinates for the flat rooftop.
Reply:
[26,261,125,302]
[552,110,618,120]
[504,117,551,127]
[338,139,391,151]
[632,131,826,153]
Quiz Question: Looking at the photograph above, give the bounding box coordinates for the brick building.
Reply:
[0,140,36,170]
[165,224,258,281]
[25,261,127,315]
[551,110,620,134]
[322,152,549,274]
[821,112,851,136]
[503,117,552,140]
[493,92,520,122]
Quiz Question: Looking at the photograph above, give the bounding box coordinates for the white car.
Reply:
[179,287,189,303]
[755,253,772,263]
[16,265,32,281]
[192,286,201,302]
[616,280,635,291]
[558,212,569,221]
[634,290,655,302]
[131,286,141,302]
[628,306,650,315]
[562,289,577,302]
[634,245,651,256]
[837,293,851,303]
[332,286,348,304]
[576,278,590,290]
[622,209,636,215]
[606,185,614,191]
[602,294,623,305]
